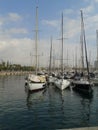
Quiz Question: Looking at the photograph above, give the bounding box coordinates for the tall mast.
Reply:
[35,7,38,75]
[67,49,68,68]
[49,36,52,74]
[96,30,98,61]
[80,10,90,80]
[80,10,84,71]
[61,13,64,74]
[75,46,77,72]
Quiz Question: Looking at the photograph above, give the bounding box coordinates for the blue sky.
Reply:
[0,0,98,67]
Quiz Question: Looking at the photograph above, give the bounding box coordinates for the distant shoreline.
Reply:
[0,71,32,76]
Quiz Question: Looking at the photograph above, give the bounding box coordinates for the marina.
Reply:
[1,0,98,130]
[0,75,98,130]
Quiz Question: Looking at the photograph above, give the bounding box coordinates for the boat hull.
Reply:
[54,78,70,90]
[72,80,93,94]
[27,82,46,92]
[25,74,46,91]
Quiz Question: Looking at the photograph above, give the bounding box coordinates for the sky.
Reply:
[0,0,98,67]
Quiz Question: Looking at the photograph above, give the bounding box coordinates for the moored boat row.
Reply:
[25,70,95,95]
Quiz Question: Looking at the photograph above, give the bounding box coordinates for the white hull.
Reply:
[54,78,70,90]
[28,81,45,91]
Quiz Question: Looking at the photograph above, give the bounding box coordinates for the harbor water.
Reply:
[0,75,98,130]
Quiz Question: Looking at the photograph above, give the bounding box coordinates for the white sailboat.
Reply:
[54,77,70,90]
[25,7,46,91]
[54,13,70,90]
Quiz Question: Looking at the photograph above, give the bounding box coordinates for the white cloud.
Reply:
[8,28,28,34]
[8,13,22,21]
[64,18,80,38]
[0,21,3,26]
[0,41,9,50]
[81,5,94,14]
[0,38,33,65]
[95,0,98,2]
[0,16,5,26]
[0,28,28,40]
[0,13,23,28]
[42,20,59,27]
[64,9,74,15]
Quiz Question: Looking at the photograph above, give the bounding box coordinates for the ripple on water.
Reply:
[0,76,98,130]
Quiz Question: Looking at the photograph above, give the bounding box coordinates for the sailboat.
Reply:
[25,7,46,91]
[72,10,93,95]
[54,13,70,90]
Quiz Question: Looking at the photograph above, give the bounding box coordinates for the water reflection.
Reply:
[1,75,98,130]
[55,89,65,115]
[0,77,7,89]
[75,90,93,126]
[47,85,66,124]
[25,88,47,109]
[74,89,93,100]
[72,87,93,124]
[25,83,94,128]
[48,85,70,116]
[80,97,92,126]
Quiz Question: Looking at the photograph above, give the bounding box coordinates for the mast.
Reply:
[67,49,68,68]
[35,7,38,75]
[53,49,55,72]
[61,13,64,74]
[96,30,98,61]
[75,46,77,72]
[80,10,90,80]
[49,36,53,74]
[80,10,84,71]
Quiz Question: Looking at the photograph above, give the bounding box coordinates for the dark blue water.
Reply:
[0,75,98,130]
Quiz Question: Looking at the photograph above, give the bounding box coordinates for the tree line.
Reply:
[0,61,35,71]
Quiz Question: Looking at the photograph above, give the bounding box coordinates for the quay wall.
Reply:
[60,126,98,130]
[0,71,32,76]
